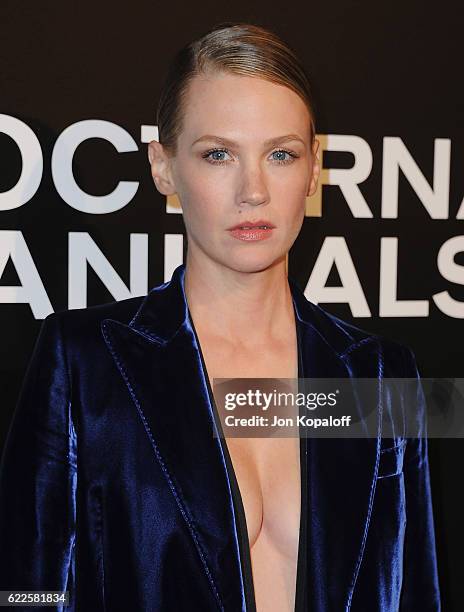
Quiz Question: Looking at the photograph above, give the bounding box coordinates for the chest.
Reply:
[200,337,301,558]
[224,436,301,556]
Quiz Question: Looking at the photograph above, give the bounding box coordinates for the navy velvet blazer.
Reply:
[0,263,441,611]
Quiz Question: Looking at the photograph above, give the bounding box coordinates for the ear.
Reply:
[307,138,321,197]
[147,140,177,196]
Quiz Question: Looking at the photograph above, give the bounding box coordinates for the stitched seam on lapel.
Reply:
[101,321,224,611]
[136,322,186,344]
[132,325,168,345]
[344,341,384,610]
[339,336,378,359]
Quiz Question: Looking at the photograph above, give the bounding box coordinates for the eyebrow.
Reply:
[191,134,306,148]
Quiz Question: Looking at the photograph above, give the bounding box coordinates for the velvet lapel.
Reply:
[290,279,382,611]
[101,265,246,611]
[101,263,381,612]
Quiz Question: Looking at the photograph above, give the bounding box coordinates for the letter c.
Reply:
[51,119,139,214]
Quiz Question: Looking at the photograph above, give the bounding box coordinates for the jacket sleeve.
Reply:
[0,313,76,611]
[399,346,441,611]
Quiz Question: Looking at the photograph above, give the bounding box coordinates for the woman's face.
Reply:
[149,71,320,274]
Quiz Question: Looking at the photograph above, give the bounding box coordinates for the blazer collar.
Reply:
[127,262,359,358]
[101,263,382,611]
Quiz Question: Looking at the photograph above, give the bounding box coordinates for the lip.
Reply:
[228,226,275,242]
[227,220,276,230]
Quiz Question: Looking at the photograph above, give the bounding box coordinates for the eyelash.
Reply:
[201,147,299,166]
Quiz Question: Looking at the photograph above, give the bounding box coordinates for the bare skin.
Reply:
[193,320,301,611]
[148,69,320,610]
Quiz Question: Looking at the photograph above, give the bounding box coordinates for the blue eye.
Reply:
[272,150,294,164]
[202,149,231,164]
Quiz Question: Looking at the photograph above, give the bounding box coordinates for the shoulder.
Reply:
[39,294,145,349]
[306,299,419,377]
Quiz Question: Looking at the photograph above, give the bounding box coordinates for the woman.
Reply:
[0,22,440,611]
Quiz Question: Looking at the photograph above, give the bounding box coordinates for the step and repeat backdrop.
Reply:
[1,1,462,608]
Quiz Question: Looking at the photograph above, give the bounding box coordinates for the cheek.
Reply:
[180,189,224,235]
[271,167,308,196]
[271,177,307,222]
[179,162,227,204]
[175,171,221,221]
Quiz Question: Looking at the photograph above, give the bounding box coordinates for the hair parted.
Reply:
[156,21,316,156]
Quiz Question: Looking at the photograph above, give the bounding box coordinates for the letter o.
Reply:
[0,114,43,210]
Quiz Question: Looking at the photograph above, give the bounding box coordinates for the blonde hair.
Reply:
[156,21,316,155]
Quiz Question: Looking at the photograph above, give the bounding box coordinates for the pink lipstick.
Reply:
[227,219,275,242]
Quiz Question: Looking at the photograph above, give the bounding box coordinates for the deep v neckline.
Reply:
[188,309,307,611]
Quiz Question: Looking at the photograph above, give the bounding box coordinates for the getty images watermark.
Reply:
[211,377,464,438]
[222,385,351,428]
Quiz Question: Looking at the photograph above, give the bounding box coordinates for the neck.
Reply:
[184,251,295,345]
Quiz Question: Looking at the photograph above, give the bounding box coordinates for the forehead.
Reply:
[179,72,311,142]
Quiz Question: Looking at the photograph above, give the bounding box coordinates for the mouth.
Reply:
[235,224,272,230]
[227,221,276,242]
[227,220,276,230]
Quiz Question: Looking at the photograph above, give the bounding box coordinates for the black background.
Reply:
[1,2,462,608]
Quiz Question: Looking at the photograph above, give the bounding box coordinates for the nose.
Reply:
[237,162,270,208]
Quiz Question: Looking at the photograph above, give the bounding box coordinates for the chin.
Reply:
[220,250,288,274]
